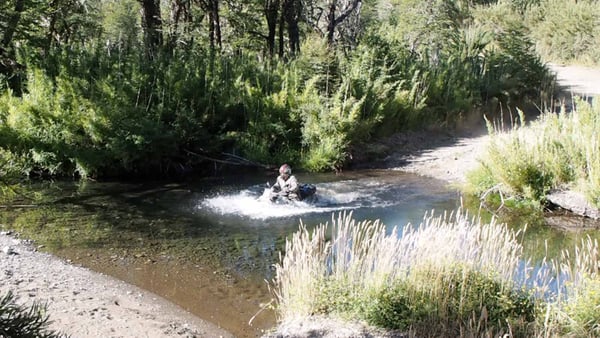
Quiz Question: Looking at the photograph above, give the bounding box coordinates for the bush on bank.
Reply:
[269,211,600,337]
[466,98,600,209]
[0,0,553,178]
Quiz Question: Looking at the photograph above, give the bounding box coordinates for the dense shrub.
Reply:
[365,267,535,336]
[467,99,600,208]
[526,0,600,65]
[0,0,555,177]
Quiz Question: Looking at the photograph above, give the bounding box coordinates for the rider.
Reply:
[271,164,300,201]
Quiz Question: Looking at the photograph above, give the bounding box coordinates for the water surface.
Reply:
[1,169,599,337]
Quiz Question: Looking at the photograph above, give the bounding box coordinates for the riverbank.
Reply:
[0,230,234,338]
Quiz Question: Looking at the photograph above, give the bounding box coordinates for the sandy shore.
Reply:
[0,231,234,338]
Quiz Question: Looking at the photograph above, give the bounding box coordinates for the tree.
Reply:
[325,0,362,46]
[0,0,27,92]
[303,0,363,47]
[282,0,302,56]
[198,0,222,51]
[139,0,163,56]
[265,0,280,57]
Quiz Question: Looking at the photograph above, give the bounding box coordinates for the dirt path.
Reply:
[375,63,600,186]
[549,63,600,97]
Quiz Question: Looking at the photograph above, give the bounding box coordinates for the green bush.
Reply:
[560,277,600,336]
[364,280,432,331]
[364,267,535,336]
[0,291,66,338]
[526,0,600,65]
[467,99,600,209]
[0,0,559,177]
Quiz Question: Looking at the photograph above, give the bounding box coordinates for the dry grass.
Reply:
[269,209,600,337]
[269,209,540,336]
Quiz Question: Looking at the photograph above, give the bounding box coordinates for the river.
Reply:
[1,169,599,337]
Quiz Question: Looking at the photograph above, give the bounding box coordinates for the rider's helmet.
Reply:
[279,164,292,176]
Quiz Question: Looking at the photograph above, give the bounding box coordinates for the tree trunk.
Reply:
[326,1,337,46]
[168,0,183,50]
[278,2,285,58]
[211,0,222,50]
[283,0,301,56]
[326,0,361,47]
[199,0,221,51]
[46,0,58,49]
[1,0,26,94]
[265,0,280,58]
[2,0,25,49]
[140,0,163,57]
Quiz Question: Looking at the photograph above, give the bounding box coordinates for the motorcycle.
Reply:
[268,183,317,203]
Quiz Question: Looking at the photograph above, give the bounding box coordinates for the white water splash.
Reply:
[199,181,396,220]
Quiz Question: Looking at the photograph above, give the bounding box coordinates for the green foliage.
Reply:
[313,277,363,317]
[526,0,600,65]
[365,267,535,335]
[560,277,600,336]
[363,281,431,331]
[467,99,600,208]
[100,0,141,52]
[481,24,551,106]
[0,291,66,338]
[0,0,557,176]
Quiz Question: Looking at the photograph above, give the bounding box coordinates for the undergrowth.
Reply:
[270,211,600,337]
[466,98,600,209]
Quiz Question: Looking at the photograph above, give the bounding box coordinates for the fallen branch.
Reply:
[0,204,38,208]
[184,149,270,168]
[479,183,512,215]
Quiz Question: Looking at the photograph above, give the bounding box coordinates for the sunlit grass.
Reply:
[546,236,600,337]
[269,210,600,337]
[270,210,541,336]
[466,98,600,208]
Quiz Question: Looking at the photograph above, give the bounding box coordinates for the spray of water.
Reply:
[200,180,398,220]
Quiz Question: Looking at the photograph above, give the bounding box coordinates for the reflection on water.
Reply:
[1,170,600,337]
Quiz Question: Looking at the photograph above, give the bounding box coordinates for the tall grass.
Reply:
[269,210,600,337]
[545,236,600,337]
[466,98,600,208]
[270,210,540,336]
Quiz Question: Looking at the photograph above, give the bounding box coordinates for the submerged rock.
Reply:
[546,189,600,220]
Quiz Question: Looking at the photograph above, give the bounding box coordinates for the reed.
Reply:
[270,210,600,336]
[544,236,600,337]
[467,98,600,208]
[270,210,540,336]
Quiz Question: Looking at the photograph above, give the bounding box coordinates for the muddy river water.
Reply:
[2,169,599,337]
